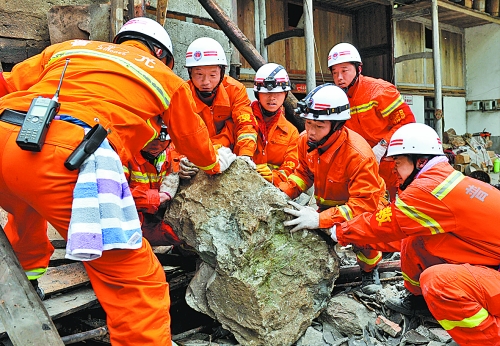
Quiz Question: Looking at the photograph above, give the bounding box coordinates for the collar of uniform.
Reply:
[346,74,363,99]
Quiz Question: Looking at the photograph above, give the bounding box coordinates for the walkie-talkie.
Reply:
[16,58,70,152]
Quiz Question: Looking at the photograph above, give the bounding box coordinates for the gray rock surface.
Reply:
[165,159,339,346]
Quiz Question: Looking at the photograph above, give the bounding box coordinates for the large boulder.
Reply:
[164,159,340,346]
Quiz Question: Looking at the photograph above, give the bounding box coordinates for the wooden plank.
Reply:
[39,263,90,296]
[0,287,99,336]
[156,0,169,26]
[0,226,64,345]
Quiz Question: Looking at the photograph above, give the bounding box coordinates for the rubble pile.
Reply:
[443,128,498,179]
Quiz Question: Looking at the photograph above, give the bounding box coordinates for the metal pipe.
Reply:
[431,0,443,138]
[254,0,261,56]
[303,0,316,92]
[259,0,268,61]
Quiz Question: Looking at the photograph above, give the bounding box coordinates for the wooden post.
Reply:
[0,226,64,345]
[197,0,304,132]
[110,0,125,41]
[156,0,169,26]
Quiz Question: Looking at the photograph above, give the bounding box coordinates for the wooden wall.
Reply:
[395,19,464,93]
[237,0,353,86]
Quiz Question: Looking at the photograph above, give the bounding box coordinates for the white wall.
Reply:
[406,94,425,124]
[465,23,500,135]
[444,96,466,134]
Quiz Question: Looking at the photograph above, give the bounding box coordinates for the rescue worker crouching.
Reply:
[327,123,500,344]
[280,84,398,293]
[177,37,259,180]
[0,16,235,346]
[328,42,416,201]
[252,63,299,185]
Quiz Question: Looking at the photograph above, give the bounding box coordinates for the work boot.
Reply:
[361,267,382,294]
[385,293,432,317]
[30,279,45,301]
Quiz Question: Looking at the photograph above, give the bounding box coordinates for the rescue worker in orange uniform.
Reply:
[251,63,299,184]
[124,115,182,247]
[326,123,500,345]
[0,17,236,346]
[280,84,396,290]
[178,37,258,179]
[328,42,416,200]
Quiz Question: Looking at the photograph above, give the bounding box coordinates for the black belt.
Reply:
[0,109,26,126]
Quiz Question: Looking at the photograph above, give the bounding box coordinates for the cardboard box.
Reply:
[455,153,471,164]
[488,150,497,159]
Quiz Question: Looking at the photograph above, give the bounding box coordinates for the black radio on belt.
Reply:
[16,58,70,152]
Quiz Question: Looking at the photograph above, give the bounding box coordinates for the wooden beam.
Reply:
[437,0,500,25]
[197,0,304,132]
[156,0,169,26]
[263,28,304,46]
[110,0,125,41]
[395,51,433,63]
[0,226,64,345]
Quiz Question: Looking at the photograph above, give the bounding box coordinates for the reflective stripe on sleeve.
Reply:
[356,250,382,265]
[25,268,47,280]
[338,205,353,221]
[395,196,444,234]
[439,308,489,331]
[380,95,405,117]
[431,170,464,200]
[289,174,308,192]
[402,271,420,288]
[237,133,258,143]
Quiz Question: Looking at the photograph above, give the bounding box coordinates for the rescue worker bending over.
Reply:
[280,84,397,291]
[327,123,500,344]
[178,37,258,179]
[124,115,183,247]
[328,43,415,200]
[0,17,235,346]
[252,63,299,185]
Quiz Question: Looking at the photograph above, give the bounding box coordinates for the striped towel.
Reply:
[66,138,142,261]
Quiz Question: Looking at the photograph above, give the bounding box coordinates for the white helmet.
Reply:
[387,123,444,157]
[113,17,173,61]
[327,43,361,68]
[297,84,350,121]
[185,37,228,67]
[253,63,292,93]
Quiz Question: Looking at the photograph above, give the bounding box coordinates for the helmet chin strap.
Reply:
[306,121,345,153]
[337,63,361,94]
[259,103,278,117]
[399,155,433,191]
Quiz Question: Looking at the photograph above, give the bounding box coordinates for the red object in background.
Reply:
[295,83,307,93]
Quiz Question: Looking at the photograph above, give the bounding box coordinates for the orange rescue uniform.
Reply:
[279,128,391,271]
[187,75,258,157]
[337,159,500,344]
[251,101,299,185]
[346,75,415,196]
[123,124,182,246]
[0,39,222,346]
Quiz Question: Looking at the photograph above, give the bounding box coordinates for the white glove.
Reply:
[159,172,180,203]
[218,146,237,173]
[179,157,199,180]
[283,200,320,233]
[372,142,387,164]
[238,155,257,169]
[329,224,338,242]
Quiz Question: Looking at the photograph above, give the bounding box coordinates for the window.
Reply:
[424,97,435,128]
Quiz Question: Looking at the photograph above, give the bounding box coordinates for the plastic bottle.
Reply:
[494,158,500,173]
